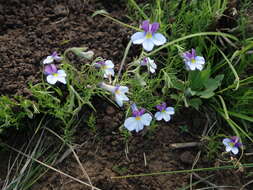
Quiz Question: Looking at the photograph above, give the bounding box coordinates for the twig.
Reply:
[169,142,202,149]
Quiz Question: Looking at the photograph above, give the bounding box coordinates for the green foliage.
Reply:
[86,113,97,133]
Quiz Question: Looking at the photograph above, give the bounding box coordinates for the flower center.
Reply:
[191,59,196,63]
[136,116,141,120]
[161,110,166,113]
[115,89,120,94]
[229,142,235,147]
[146,32,152,39]
[53,73,59,77]
[102,65,108,69]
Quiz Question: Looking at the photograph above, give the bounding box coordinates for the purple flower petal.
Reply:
[44,64,57,75]
[151,22,159,33]
[156,102,166,111]
[141,20,150,32]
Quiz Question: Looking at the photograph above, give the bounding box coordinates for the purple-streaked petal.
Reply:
[195,56,205,65]
[165,107,175,115]
[151,22,159,33]
[131,103,138,112]
[151,33,166,45]
[231,136,239,143]
[44,64,57,75]
[143,39,155,51]
[191,49,196,58]
[156,102,166,111]
[141,20,150,32]
[131,32,146,44]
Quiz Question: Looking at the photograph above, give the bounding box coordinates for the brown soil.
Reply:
[0,0,132,96]
[0,0,252,189]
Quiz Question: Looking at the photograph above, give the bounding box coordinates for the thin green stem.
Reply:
[145,32,238,57]
[111,163,253,179]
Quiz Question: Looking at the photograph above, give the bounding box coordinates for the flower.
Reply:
[44,64,67,85]
[140,57,157,73]
[99,82,129,107]
[124,104,152,132]
[43,51,62,64]
[131,20,166,52]
[182,49,205,71]
[94,60,115,78]
[222,136,242,155]
[154,102,175,122]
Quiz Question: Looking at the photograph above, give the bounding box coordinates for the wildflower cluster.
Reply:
[40,19,243,156]
[42,52,67,85]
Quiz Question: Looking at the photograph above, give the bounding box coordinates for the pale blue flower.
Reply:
[44,64,66,85]
[154,102,175,122]
[182,49,205,71]
[140,57,157,73]
[124,104,152,132]
[94,60,114,78]
[222,136,242,155]
[99,82,129,107]
[131,20,166,52]
[43,51,62,64]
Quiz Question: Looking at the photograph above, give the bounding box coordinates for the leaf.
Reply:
[204,74,224,91]
[188,98,202,110]
[197,89,215,99]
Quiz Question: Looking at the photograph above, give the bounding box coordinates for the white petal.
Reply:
[124,117,138,131]
[57,70,67,77]
[105,60,114,68]
[100,83,115,93]
[135,120,144,132]
[43,56,54,64]
[225,145,232,152]
[140,113,152,126]
[188,63,197,71]
[143,39,155,52]
[162,112,171,122]
[231,147,239,155]
[155,112,163,121]
[119,86,129,93]
[104,68,114,78]
[151,33,166,46]
[223,138,231,146]
[196,64,204,71]
[46,75,58,85]
[195,56,205,65]
[131,32,146,44]
[115,93,129,107]
[57,76,66,84]
[165,107,175,115]
[115,96,123,107]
